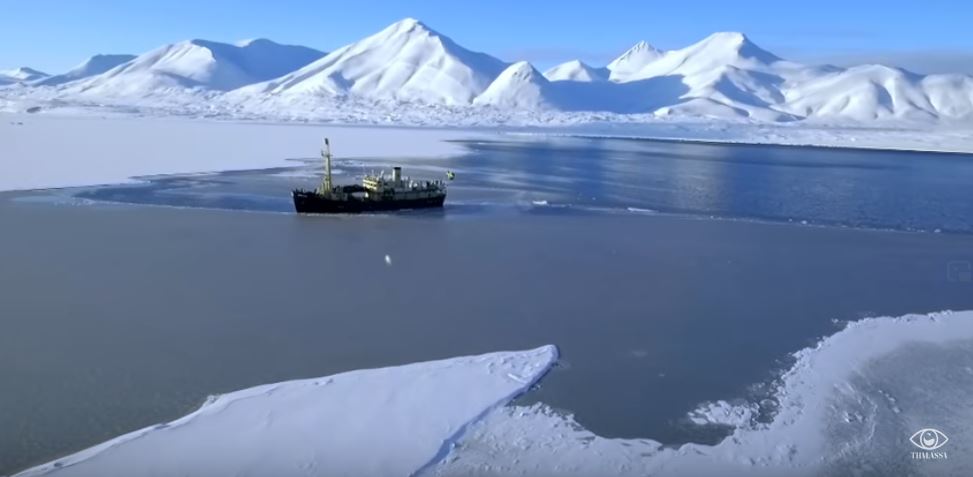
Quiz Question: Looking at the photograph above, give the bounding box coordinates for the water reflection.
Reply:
[71,136,973,233]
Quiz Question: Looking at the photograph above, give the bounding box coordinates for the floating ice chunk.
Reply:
[688,400,757,427]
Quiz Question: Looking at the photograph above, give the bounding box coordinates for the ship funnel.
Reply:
[393,166,402,182]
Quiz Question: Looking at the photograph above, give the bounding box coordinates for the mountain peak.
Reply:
[507,61,538,75]
[15,66,46,74]
[245,17,506,105]
[630,40,657,52]
[608,41,662,81]
[704,32,748,45]
[492,61,546,85]
[396,17,422,27]
[695,31,778,62]
[34,54,136,86]
[235,38,278,47]
[474,61,553,109]
[384,17,432,35]
[65,38,324,94]
[544,60,608,82]
[0,66,49,82]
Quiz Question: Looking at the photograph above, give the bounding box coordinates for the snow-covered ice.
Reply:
[5,111,973,197]
[433,310,973,476]
[15,310,972,476]
[0,114,485,192]
[14,345,559,477]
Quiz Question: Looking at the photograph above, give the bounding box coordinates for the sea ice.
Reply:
[433,310,973,476]
[15,346,558,477]
[0,114,485,192]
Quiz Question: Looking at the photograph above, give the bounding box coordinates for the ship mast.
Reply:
[319,138,333,195]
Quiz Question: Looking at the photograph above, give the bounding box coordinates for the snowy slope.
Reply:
[606,41,662,81]
[67,39,323,94]
[238,18,507,105]
[475,61,556,109]
[619,32,973,121]
[35,54,136,86]
[782,65,973,120]
[544,60,608,82]
[627,32,826,120]
[16,346,558,477]
[4,19,973,123]
[0,67,49,84]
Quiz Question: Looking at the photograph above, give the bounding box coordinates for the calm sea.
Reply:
[2,137,973,474]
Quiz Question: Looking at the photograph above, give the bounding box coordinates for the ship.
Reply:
[292,138,450,214]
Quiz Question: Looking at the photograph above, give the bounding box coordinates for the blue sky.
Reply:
[3,0,972,74]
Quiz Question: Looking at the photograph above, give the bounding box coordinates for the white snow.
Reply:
[5,18,973,123]
[433,310,973,476]
[14,345,558,477]
[62,39,323,95]
[544,60,608,82]
[606,41,662,81]
[234,18,506,105]
[34,55,136,86]
[4,114,973,195]
[474,61,553,109]
[0,67,49,84]
[688,400,758,427]
[0,114,485,192]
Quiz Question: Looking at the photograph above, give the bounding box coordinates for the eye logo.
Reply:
[910,428,949,451]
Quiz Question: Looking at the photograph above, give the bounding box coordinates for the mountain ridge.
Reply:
[5,19,973,122]
[63,38,325,95]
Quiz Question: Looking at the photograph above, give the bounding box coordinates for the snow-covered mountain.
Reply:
[66,39,324,95]
[237,18,507,105]
[606,41,662,82]
[475,62,556,109]
[35,54,136,86]
[781,65,973,120]
[5,19,973,123]
[544,60,608,82]
[622,32,821,120]
[632,32,973,121]
[0,67,49,84]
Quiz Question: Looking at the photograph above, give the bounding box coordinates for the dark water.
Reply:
[76,136,973,233]
[3,137,973,474]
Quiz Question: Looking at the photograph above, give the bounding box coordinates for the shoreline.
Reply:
[5,108,973,162]
[524,129,973,157]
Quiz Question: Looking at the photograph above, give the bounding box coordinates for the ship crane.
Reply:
[318,138,334,196]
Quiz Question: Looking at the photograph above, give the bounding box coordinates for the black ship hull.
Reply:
[293,190,445,214]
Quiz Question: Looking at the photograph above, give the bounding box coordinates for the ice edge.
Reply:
[412,344,560,476]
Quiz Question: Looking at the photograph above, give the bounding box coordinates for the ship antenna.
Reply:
[320,138,333,195]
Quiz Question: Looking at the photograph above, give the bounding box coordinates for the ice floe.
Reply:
[15,346,558,477]
[433,310,973,476]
